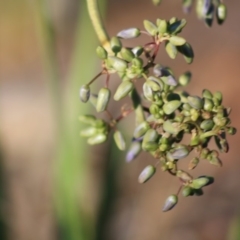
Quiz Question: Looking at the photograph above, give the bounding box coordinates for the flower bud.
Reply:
[213,91,222,104]
[114,80,134,101]
[168,19,187,34]
[143,129,159,143]
[153,64,163,77]
[157,19,167,33]
[79,114,96,125]
[132,46,144,56]
[161,75,178,86]
[80,127,97,137]
[142,141,158,152]
[165,42,178,59]
[177,42,194,64]
[191,176,214,189]
[163,100,181,115]
[202,89,213,99]
[79,85,90,103]
[114,130,126,151]
[179,71,191,86]
[143,82,154,101]
[162,194,178,212]
[216,4,227,25]
[169,36,186,46]
[133,121,150,139]
[169,145,189,159]
[202,0,211,15]
[163,120,179,134]
[182,186,193,197]
[138,165,156,183]
[203,98,214,111]
[188,96,203,109]
[117,28,141,39]
[200,119,214,131]
[126,141,142,162]
[120,47,135,62]
[209,156,222,167]
[96,88,111,112]
[108,56,127,72]
[227,127,237,135]
[110,36,122,53]
[143,20,158,36]
[87,133,107,145]
[96,46,108,59]
[176,170,193,182]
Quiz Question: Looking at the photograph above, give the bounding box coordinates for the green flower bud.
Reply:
[114,80,134,101]
[168,19,187,34]
[163,120,179,134]
[143,129,159,143]
[188,157,199,170]
[110,36,122,53]
[108,56,127,72]
[133,121,150,139]
[200,119,214,131]
[146,79,160,91]
[114,130,126,151]
[161,75,178,86]
[163,100,181,115]
[96,46,108,59]
[159,143,168,152]
[182,186,193,197]
[142,141,158,151]
[143,82,154,101]
[120,47,135,62]
[216,3,227,25]
[190,108,200,121]
[87,133,107,145]
[227,127,237,135]
[126,140,142,162]
[117,28,141,39]
[96,88,111,112]
[213,91,222,104]
[92,119,106,128]
[162,194,178,212]
[202,89,213,99]
[169,36,186,46]
[202,0,211,15]
[79,85,90,103]
[169,17,177,24]
[177,42,194,64]
[179,71,191,86]
[165,41,178,59]
[143,20,158,36]
[176,170,193,182]
[138,165,156,183]
[169,145,189,159]
[213,116,227,127]
[203,98,214,111]
[153,64,163,77]
[157,19,167,33]
[80,127,97,137]
[188,96,203,109]
[190,176,214,189]
[79,114,96,125]
[132,46,144,57]
[150,104,160,115]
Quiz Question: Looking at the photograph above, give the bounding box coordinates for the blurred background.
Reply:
[1,0,240,239]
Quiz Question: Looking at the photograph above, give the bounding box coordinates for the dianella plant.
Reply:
[80,0,234,212]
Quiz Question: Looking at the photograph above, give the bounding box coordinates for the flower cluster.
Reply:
[152,0,227,27]
[79,17,236,212]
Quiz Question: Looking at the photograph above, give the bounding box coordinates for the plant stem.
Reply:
[86,0,145,125]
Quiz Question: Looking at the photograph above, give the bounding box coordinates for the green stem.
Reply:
[86,0,145,125]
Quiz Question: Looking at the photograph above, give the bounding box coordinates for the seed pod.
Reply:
[203,98,214,111]
[108,56,127,72]
[190,176,214,189]
[138,165,156,183]
[79,115,96,125]
[132,46,144,57]
[168,19,187,34]
[126,140,142,162]
[117,28,141,39]
[169,36,186,46]
[182,186,193,197]
[80,127,97,137]
[188,157,199,170]
[163,120,179,134]
[143,82,154,101]
[133,121,150,139]
[157,19,167,33]
[96,46,108,59]
[169,145,189,159]
[143,20,158,36]
[79,85,90,103]
[177,42,194,64]
[165,41,178,59]
[87,133,107,145]
[120,47,135,62]
[179,71,191,86]
[188,96,203,109]
[200,119,214,131]
[176,170,193,182]
[110,36,122,53]
[96,88,111,112]
[114,80,134,101]
[114,130,126,151]
[216,3,227,25]
[202,89,213,99]
[162,194,178,212]
[163,100,181,115]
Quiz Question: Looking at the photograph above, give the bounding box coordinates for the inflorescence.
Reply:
[79,16,235,212]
